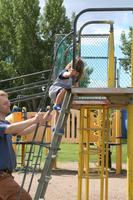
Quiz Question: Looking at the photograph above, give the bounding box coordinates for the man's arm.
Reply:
[17,124,38,136]
[17,112,52,136]
[5,111,52,135]
[5,112,43,134]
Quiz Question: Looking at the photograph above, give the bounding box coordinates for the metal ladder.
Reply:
[34,90,74,200]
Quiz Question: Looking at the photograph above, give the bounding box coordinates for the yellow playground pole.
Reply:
[115,110,122,174]
[127,27,133,200]
[105,108,109,200]
[85,108,90,200]
[108,22,115,88]
[100,108,105,200]
[78,108,84,200]
[131,27,133,87]
[97,109,102,170]
[127,104,133,200]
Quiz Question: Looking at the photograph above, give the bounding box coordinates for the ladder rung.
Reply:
[33,155,42,158]
[38,176,51,183]
[78,128,103,131]
[49,147,61,151]
[51,155,57,159]
[61,109,70,114]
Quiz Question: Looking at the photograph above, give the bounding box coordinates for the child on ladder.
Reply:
[49,57,84,134]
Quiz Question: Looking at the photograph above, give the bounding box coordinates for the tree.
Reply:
[119,27,132,73]
[40,0,71,69]
[0,0,46,110]
[80,65,93,87]
[71,11,76,28]
[0,0,45,78]
[12,0,44,76]
[0,0,17,82]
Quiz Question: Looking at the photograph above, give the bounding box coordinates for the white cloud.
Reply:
[78,25,128,46]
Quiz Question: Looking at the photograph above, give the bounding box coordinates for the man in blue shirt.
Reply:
[0,90,51,200]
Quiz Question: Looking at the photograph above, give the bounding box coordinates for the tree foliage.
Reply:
[40,0,71,69]
[13,0,43,75]
[0,0,45,79]
[120,27,132,72]
[80,65,93,87]
[0,0,45,110]
[0,0,16,80]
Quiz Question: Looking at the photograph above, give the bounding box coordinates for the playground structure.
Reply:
[8,107,124,171]
[1,7,133,200]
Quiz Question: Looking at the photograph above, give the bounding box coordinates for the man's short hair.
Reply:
[0,90,8,97]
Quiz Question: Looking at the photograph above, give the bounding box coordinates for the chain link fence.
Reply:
[54,33,110,88]
[54,33,73,80]
[54,34,131,89]
[80,34,109,88]
[117,59,131,88]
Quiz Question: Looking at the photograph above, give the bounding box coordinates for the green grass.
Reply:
[16,142,127,168]
[57,143,79,162]
[57,143,127,163]
[110,143,127,163]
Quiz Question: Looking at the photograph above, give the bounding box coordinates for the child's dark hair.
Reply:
[75,57,84,80]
